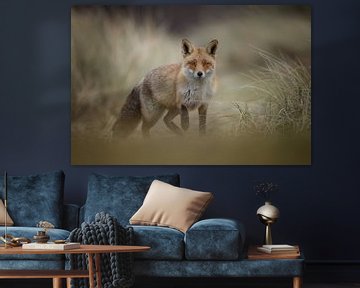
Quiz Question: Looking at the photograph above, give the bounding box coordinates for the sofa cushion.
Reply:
[184,218,245,260]
[0,170,65,227]
[0,199,14,226]
[130,225,184,260]
[84,173,180,225]
[130,180,213,233]
[0,227,70,261]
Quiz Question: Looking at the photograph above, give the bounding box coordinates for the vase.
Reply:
[256,201,280,245]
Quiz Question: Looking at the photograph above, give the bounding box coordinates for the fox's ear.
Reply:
[206,39,218,57]
[182,39,194,57]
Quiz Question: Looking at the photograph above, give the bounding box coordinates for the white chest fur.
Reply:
[180,80,213,110]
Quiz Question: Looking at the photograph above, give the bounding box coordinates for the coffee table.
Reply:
[0,244,150,288]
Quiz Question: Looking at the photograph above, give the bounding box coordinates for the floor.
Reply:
[133,278,360,288]
[2,280,360,288]
[4,280,360,288]
[303,283,360,288]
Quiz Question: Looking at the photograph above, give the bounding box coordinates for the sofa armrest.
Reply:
[63,204,80,231]
[184,218,245,260]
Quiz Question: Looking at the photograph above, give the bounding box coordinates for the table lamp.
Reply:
[1,172,31,248]
[2,171,9,248]
[256,201,280,245]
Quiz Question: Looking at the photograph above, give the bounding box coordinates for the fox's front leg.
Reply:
[180,105,189,131]
[163,108,183,135]
[198,104,208,135]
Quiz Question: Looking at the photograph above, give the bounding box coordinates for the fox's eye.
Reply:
[202,60,211,66]
[188,60,197,67]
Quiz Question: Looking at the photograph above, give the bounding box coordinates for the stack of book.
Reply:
[257,244,299,254]
[248,244,300,259]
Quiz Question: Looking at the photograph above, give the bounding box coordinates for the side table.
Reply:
[247,245,303,288]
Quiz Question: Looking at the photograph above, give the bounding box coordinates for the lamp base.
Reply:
[265,223,272,245]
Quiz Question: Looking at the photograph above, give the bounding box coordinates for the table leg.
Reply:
[95,253,102,288]
[88,253,95,288]
[66,277,72,288]
[52,278,62,288]
[293,276,302,288]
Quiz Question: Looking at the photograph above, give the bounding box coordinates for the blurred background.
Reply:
[71,5,311,164]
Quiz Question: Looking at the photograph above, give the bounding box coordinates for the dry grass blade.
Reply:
[233,49,311,136]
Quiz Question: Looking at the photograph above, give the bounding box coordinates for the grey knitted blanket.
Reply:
[68,212,134,288]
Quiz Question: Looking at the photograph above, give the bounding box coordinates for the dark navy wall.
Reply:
[0,0,359,263]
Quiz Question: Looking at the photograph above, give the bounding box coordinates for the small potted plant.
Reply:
[254,181,279,203]
[34,221,55,243]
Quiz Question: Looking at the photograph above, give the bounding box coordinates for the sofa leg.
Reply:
[53,278,62,288]
[293,276,302,288]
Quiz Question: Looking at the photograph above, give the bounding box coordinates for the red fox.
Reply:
[113,38,218,138]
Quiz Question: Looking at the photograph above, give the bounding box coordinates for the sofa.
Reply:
[0,170,79,270]
[0,171,304,287]
[80,173,304,283]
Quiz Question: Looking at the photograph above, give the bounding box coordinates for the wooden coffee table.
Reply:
[0,244,150,288]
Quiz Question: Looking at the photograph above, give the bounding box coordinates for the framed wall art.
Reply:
[71,5,311,165]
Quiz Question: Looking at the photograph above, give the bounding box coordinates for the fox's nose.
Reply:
[197,71,203,77]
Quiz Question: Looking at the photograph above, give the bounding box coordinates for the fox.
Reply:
[112,38,218,138]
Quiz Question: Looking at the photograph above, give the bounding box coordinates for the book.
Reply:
[22,242,80,250]
[248,245,300,260]
[257,244,299,254]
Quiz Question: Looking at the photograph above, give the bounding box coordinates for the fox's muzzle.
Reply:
[193,70,206,79]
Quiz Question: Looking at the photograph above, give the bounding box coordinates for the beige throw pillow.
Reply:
[130,180,213,233]
[0,199,14,226]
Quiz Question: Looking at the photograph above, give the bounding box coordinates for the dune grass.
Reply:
[232,49,311,136]
[71,7,179,138]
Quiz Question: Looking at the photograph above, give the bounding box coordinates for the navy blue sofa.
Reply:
[0,171,303,287]
[81,173,304,283]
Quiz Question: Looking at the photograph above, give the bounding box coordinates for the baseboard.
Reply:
[304,261,360,282]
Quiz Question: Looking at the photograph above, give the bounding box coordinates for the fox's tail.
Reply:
[112,85,141,138]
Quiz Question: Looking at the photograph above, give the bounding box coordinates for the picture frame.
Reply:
[71,5,311,165]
